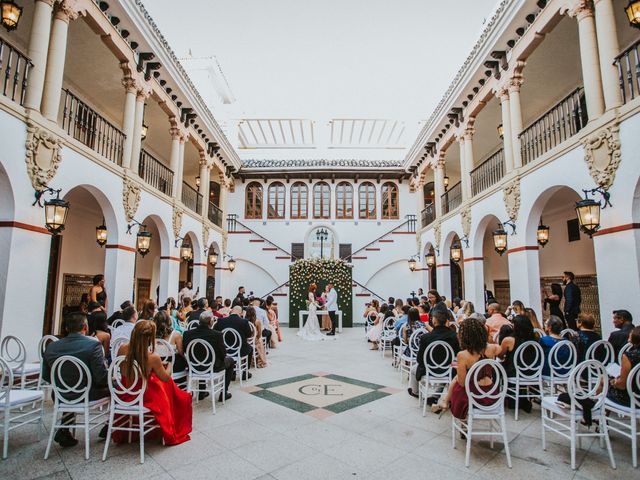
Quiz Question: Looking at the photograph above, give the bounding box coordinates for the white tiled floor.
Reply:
[1,328,636,479]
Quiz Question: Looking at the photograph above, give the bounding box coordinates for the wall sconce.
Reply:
[536,219,549,247]
[127,219,152,256]
[1,0,22,32]
[492,220,516,256]
[450,243,462,263]
[174,235,193,262]
[140,123,148,141]
[425,249,436,268]
[497,124,504,139]
[575,187,612,237]
[33,187,69,235]
[207,247,218,266]
[625,0,640,28]
[223,254,236,272]
[96,218,108,247]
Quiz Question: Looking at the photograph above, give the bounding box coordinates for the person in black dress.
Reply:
[543,283,564,325]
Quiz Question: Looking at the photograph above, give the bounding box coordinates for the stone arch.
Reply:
[523,184,583,246]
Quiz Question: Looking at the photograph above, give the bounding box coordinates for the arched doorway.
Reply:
[0,161,16,335]
[448,234,464,301]
[135,216,164,310]
[206,241,221,301]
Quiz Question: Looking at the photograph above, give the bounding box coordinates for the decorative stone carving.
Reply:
[503,177,521,222]
[222,231,229,254]
[172,205,183,239]
[202,227,210,251]
[460,206,472,239]
[122,177,141,223]
[582,124,621,191]
[563,0,594,20]
[434,221,442,251]
[24,121,63,190]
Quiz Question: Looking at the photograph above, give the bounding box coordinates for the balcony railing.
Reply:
[470,148,504,196]
[61,89,126,166]
[182,182,202,215]
[441,181,462,215]
[421,203,435,229]
[139,149,173,196]
[615,38,640,105]
[208,201,223,227]
[0,38,31,106]
[519,87,587,165]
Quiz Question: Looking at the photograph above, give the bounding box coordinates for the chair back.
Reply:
[185,339,216,376]
[187,320,199,331]
[567,360,608,412]
[108,356,146,409]
[0,357,14,408]
[465,359,507,413]
[533,328,545,339]
[111,319,125,329]
[50,355,92,406]
[38,335,58,361]
[560,328,577,340]
[408,328,425,357]
[366,311,377,327]
[383,317,395,331]
[0,335,27,370]
[423,340,455,380]
[154,339,175,365]
[222,328,243,358]
[618,342,632,366]
[110,336,129,360]
[513,340,544,380]
[585,339,615,365]
[626,363,640,412]
[548,340,577,380]
[247,321,257,345]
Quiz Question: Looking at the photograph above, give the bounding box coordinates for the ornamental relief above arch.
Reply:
[582,123,621,191]
[25,121,63,190]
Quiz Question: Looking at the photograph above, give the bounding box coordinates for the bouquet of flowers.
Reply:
[317,295,326,308]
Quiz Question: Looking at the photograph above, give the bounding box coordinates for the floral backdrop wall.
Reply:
[289,259,353,327]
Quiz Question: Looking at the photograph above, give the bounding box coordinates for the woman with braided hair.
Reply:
[431,317,501,417]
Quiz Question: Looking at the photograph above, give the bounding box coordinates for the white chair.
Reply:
[505,341,544,420]
[364,311,377,336]
[541,360,616,470]
[110,336,128,361]
[534,328,545,339]
[604,362,640,467]
[36,335,59,391]
[1,335,40,389]
[111,319,125,329]
[399,329,425,382]
[102,356,157,464]
[222,328,249,386]
[393,335,407,369]
[0,357,45,459]
[618,342,632,366]
[451,359,512,469]
[585,339,615,366]
[187,320,199,331]
[247,321,258,367]
[542,340,577,395]
[418,340,455,416]
[378,317,396,357]
[560,328,578,340]
[44,355,109,460]
[155,339,187,388]
[185,339,226,414]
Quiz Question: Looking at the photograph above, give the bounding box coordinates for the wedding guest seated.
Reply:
[139,299,157,321]
[252,298,273,347]
[432,317,501,416]
[246,307,267,368]
[607,327,640,407]
[87,301,110,357]
[506,300,526,321]
[401,307,421,354]
[115,321,192,445]
[218,299,232,317]
[42,312,109,448]
[154,310,187,373]
[456,301,474,322]
[177,296,193,326]
[214,306,253,378]
[212,302,224,319]
[540,315,568,376]
[392,299,404,318]
[111,306,138,342]
[266,296,282,343]
[418,304,430,324]
[575,313,601,361]
[486,303,510,338]
[188,297,208,323]
[608,309,635,357]
[183,311,235,400]
[366,303,388,350]
[107,300,132,325]
[408,310,460,398]
[524,307,542,331]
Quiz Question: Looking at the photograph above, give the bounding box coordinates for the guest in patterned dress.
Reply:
[607,327,640,407]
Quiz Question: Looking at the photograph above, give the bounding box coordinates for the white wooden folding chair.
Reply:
[110,336,128,361]
[1,336,40,389]
[155,339,187,388]
[542,340,577,395]
[378,317,396,357]
[221,328,249,386]
[187,320,199,331]
[419,340,455,416]
[247,321,258,367]
[185,339,226,414]
[505,340,544,420]
[399,329,425,382]
[36,335,58,392]
[585,339,615,365]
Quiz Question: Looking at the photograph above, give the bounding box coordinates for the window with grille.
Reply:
[381,182,399,219]
[267,182,285,219]
[290,182,308,219]
[359,182,376,219]
[336,182,353,219]
[245,182,263,219]
[313,182,331,219]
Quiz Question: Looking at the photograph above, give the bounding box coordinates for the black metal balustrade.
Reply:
[421,203,435,229]
[208,201,223,227]
[61,89,126,165]
[615,38,640,105]
[182,182,202,214]
[519,87,587,165]
[139,149,173,196]
[470,148,504,196]
[441,181,462,215]
[0,38,31,106]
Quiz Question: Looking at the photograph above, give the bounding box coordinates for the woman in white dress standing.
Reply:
[298,283,325,341]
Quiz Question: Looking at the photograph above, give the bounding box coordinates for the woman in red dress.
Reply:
[116,320,192,445]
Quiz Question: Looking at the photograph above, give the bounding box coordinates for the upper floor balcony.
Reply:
[0,37,30,107]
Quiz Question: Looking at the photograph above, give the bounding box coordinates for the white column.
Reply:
[593,0,623,110]
[463,257,485,311]
[41,4,77,121]
[497,88,514,173]
[198,155,210,216]
[159,257,180,304]
[24,0,54,111]
[434,162,444,217]
[104,245,136,316]
[571,2,605,119]
[176,138,185,200]
[463,128,475,199]
[169,129,181,197]
[129,91,146,174]
[120,79,138,170]
[457,136,469,202]
[508,78,524,169]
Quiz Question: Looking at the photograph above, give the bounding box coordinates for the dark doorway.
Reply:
[450,263,463,300]
[43,235,62,335]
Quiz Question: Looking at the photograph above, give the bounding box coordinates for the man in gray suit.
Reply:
[42,312,109,448]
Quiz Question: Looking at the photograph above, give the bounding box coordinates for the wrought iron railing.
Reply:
[421,203,435,229]
[441,181,462,215]
[519,87,586,165]
[61,89,126,165]
[470,148,504,196]
[208,201,223,227]
[615,38,640,105]
[0,38,31,106]
[139,149,173,196]
[181,182,202,215]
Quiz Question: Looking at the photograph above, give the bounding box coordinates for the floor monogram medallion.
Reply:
[241,372,400,419]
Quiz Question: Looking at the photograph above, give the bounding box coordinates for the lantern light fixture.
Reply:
[207,247,218,266]
[450,243,462,263]
[443,175,450,190]
[223,254,236,272]
[536,219,550,247]
[127,219,152,256]
[492,220,516,256]
[33,187,70,235]
[96,219,108,247]
[1,0,22,32]
[174,235,193,262]
[625,0,640,29]
[575,187,612,237]
[497,123,504,139]
[195,176,201,188]
[425,249,436,268]
[408,256,418,272]
[140,123,148,141]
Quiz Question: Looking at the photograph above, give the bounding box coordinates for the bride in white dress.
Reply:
[298,283,325,341]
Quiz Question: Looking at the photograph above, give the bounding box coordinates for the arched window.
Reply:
[358,182,376,219]
[290,182,308,219]
[245,182,263,219]
[335,182,353,219]
[313,182,331,219]
[267,182,285,219]
[381,182,399,219]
